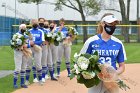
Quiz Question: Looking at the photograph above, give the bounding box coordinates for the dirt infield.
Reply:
[13,64,140,93]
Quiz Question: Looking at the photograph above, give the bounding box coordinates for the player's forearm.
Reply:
[116,62,125,75]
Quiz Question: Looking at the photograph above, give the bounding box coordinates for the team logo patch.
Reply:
[92,44,99,48]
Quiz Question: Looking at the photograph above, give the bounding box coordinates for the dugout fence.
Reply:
[0,24,140,46]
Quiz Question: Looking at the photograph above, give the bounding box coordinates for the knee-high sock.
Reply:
[49,70,54,78]
[66,62,71,75]
[48,66,54,78]
[20,71,25,85]
[26,69,31,81]
[45,66,48,75]
[13,71,19,85]
[57,61,61,75]
[42,67,47,78]
[32,66,37,79]
[53,64,55,74]
[37,70,42,81]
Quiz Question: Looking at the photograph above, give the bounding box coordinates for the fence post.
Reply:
[137,18,140,42]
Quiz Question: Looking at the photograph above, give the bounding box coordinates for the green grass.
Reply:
[124,43,140,63]
[0,46,14,70]
[0,43,140,93]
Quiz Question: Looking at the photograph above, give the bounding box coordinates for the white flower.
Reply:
[56,37,61,41]
[74,64,78,69]
[74,53,80,59]
[16,33,23,38]
[52,33,57,38]
[74,31,78,35]
[80,63,88,70]
[61,32,65,39]
[47,33,52,37]
[16,38,22,45]
[90,72,96,78]
[12,34,17,40]
[10,40,15,45]
[75,69,80,74]
[77,56,89,70]
[82,71,95,79]
[73,64,80,74]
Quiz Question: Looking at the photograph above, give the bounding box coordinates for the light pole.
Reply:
[2,3,6,32]
[15,0,17,25]
[137,0,140,42]
[37,2,39,19]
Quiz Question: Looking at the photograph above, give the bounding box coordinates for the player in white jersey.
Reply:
[56,18,71,77]
[38,18,49,82]
[12,24,33,88]
[25,19,45,85]
[47,20,58,76]
[80,13,126,93]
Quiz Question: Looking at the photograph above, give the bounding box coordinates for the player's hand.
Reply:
[23,44,28,48]
[43,41,48,45]
[30,40,34,46]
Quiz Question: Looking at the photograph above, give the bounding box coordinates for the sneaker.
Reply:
[13,85,18,89]
[25,80,30,86]
[33,78,39,83]
[45,75,50,80]
[68,74,71,77]
[51,77,58,81]
[55,74,60,78]
[42,78,46,83]
[39,80,44,86]
[21,84,28,88]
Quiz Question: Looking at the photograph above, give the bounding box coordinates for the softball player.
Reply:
[38,18,48,82]
[13,24,32,88]
[25,19,45,85]
[39,18,57,81]
[56,18,71,77]
[47,21,58,78]
[80,13,126,93]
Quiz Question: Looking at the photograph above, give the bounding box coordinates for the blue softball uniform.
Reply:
[55,27,68,37]
[29,28,45,46]
[80,34,127,69]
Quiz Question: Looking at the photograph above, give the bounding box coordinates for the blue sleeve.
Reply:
[86,43,92,54]
[27,40,31,48]
[117,45,125,63]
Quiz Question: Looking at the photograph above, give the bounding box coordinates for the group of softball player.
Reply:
[12,18,74,88]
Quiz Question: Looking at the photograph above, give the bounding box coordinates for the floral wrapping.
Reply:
[70,52,130,91]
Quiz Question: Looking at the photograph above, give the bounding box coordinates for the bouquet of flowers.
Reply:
[63,27,78,46]
[67,26,78,41]
[70,52,130,91]
[10,32,32,57]
[10,33,27,49]
[70,51,101,88]
[44,31,64,46]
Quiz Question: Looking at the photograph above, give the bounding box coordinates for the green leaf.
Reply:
[94,76,100,85]
[54,40,59,46]
[93,51,98,56]
[83,77,101,88]
[77,74,85,84]
[70,73,75,80]
[82,53,91,59]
